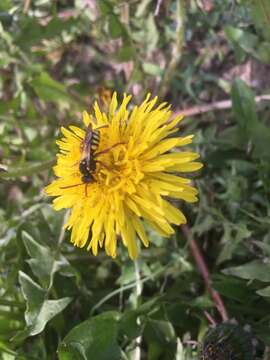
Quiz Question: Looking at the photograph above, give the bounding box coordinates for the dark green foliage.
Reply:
[0,0,270,359]
[58,312,121,360]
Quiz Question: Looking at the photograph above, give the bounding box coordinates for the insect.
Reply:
[61,122,123,196]
[78,122,104,184]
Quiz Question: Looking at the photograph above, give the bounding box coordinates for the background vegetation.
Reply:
[0,0,270,359]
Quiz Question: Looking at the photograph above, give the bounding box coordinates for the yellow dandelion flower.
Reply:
[45,93,202,259]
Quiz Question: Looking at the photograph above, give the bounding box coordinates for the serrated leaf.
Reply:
[30,297,72,336]
[13,271,71,340]
[58,312,121,360]
[22,230,75,289]
[22,231,54,288]
[217,223,251,264]
[19,271,46,322]
[193,214,216,236]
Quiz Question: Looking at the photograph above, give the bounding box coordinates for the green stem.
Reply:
[134,260,142,308]
[132,260,142,360]
[90,265,166,315]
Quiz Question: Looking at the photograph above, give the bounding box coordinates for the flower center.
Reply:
[95,144,144,194]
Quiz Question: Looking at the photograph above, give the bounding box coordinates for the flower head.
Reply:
[45,93,202,259]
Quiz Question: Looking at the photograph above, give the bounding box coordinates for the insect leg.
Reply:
[95,124,108,130]
[95,142,125,157]
[60,183,84,189]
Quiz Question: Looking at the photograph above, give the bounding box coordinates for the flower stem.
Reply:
[132,259,142,360]
[174,94,270,117]
[134,260,142,306]
[90,266,164,315]
[182,224,228,322]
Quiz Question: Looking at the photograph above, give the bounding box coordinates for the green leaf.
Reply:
[224,23,270,63]
[257,41,270,63]
[231,78,258,130]
[213,275,256,302]
[15,16,77,49]
[30,72,72,103]
[142,63,163,76]
[119,297,159,340]
[145,14,159,52]
[252,241,270,256]
[13,271,71,340]
[223,260,270,282]
[231,79,270,159]
[22,231,55,288]
[257,285,270,297]
[98,1,112,16]
[119,309,140,340]
[144,319,176,344]
[108,15,126,39]
[217,223,251,264]
[115,45,134,61]
[193,214,216,235]
[58,312,121,360]
[224,25,258,61]
[0,0,12,11]
[135,0,152,17]
[22,230,73,289]
[249,0,270,41]
[143,319,177,360]
[248,121,270,160]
